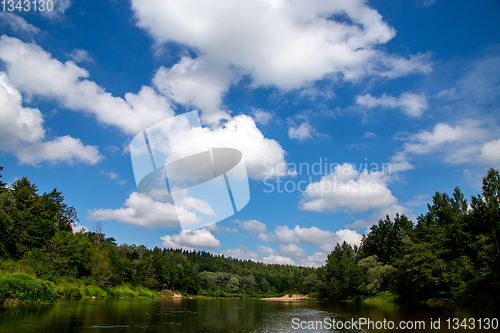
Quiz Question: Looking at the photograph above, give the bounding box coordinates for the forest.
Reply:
[0,165,499,305]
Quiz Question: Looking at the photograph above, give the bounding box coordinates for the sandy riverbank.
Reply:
[260,294,310,301]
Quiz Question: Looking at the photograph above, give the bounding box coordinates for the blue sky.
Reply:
[1,0,499,267]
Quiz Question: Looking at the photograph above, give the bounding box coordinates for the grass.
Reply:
[343,292,399,303]
[1,271,162,306]
[0,271,57,305]
[361,291,398,302]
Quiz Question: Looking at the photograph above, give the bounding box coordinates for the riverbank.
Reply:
[0,271,162,306]
[260,294,311,301]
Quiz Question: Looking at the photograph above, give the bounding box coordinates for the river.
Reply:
[0,298,498,332]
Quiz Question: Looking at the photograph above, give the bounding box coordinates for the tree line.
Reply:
[322,168,500,303]
[1,165,499,303]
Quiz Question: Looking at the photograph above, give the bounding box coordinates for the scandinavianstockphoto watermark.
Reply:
[262,158,393,195]
[291,317,499,330]
[291,317,427,330]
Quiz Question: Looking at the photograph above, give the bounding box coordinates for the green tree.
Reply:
[358,255,397,294]
[0,166,7,191]
[324,242,363,300]
[227,276,239,293]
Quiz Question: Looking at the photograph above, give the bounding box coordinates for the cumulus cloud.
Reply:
[299,163,397,212]
[0,37,288,179]
[278,243,307,258]
[153,57,235,124]
[299,252,329,267]
[258,224,363,253]
[356,92,428,117]
[263,254,296,265]
[141,114,287,179]
[480,139,500,165]
[393,121,499,168]
[221,246,259,260]
[11,136,103,166]
[0,72,102,166]
[288,122,316,142]
[161,228,221,250]
[257,244,325,267]
[132,0,432,122]
[257,244,274,255]
[236,219,267,233]
[346,204,416,230]
[88,192,199,228]
[220,243,328,266]
[251,108,273,125]
[0,13,41,36]
[0,36,175,135]
[205,223,238,234]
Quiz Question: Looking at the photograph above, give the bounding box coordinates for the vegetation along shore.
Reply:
[1,166,499,306]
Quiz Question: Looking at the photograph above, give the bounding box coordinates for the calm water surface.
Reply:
[0,298,498,332]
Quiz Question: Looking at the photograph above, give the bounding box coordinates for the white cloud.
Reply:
[288,122,316,142]
[356,92,428,117]
[71,223,88,233]
[132,0,430,87]
[364,131,377,138]
[69,49,93,64]
[88,192,199,228]
[0,13,41,36]
[221,246,259,260]
[205,223,239,234]
[161,228,221,250]
[142,114,287,179]
[221,243,325,266]
[153,57,235,124]
[405,122,486,155]
[105,171,119,180]
[480,139,500,165]
[0,71,102,166]
[132,0,432,122]
[299,163,397,212]
[0,37,288,179]
[236,219,267,233]
[177,194,217,217]
[263,254,295,265]
[418,0,437,9]
[40,0,73,19]
[258,224,363,253]
[12,136,103,166]
[346,204,416,230]
[257,244,274,255]
[279,243,307,258]
[105,145,120,154]
[393,121,499,167]
[102,171,126,185]
[298,252,328,267]
[0,36,175,135]
[251,108,273,125]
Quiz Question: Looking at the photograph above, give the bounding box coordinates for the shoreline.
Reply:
[260,294,311,302]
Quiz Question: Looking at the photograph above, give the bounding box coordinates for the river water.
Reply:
[0,298,498,332]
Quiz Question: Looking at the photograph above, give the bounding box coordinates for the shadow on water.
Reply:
[0,299,498,332]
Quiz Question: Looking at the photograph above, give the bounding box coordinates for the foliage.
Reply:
[0,272,57,305]
[1,165,499,304]
[322,168,500,303]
